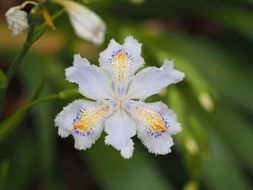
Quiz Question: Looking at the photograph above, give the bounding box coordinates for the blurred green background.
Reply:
[1,0,253,189]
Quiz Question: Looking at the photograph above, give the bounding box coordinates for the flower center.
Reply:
[109,96,129,112]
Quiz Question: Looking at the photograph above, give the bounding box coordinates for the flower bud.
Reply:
[53,0,106,44]
[5,1,37,36]
[5,6,29,35]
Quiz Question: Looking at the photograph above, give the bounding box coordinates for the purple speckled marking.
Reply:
[108,49,134,66]
[72,128,86,136]
[144,110,169,139]
[72,111,81,125]
[72,128,94,137]
[146,128,164,139]
[71,107,97,137]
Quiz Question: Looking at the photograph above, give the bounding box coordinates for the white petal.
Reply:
[98,36,144,85]
[5,7,28,36]
[125,100,182,154]
[55,99,111,150]
[120,140,134,159]
[53,0,105,44]
[58,128,70,138]
[127,60,184,99]
[66,54,114,100]
[104,110,136,159]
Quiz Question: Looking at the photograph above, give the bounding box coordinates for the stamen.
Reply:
[42,8,56,30]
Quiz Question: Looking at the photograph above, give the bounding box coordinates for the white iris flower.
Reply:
[55,36,184,159]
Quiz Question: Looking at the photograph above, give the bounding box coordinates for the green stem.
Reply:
[34,9,65,34]
[26,94,59,109]
[0,94,59,141]
[0,9,65,117]
[0,41,32,116]
[7,41,32,82]
[0,24,35,116]
[0,88,79,141]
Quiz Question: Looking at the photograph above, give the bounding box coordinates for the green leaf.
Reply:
[33,102,56,189]
[30,74,48,100]
[0,93,59,142]
[149,45,216,112]
[202,134,251,190]
[0,69,8,89]
[210,6,253,42]
[168,88,205,179]
[0,159,9,190]
[212,106,253,170]
[5,133,37,190]
[0,76,48,141]
[18,52,60,189]
[84,138,173,190]
[152,32,253,113]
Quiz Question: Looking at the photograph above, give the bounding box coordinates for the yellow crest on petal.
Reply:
[134,106,167,132]
[74,105,109,132]
[111,51,130,83]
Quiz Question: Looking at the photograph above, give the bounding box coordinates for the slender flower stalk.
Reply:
[0,9,64,116]
[0,94,59,141]
[55,36,184,159]
[0,39,32,116]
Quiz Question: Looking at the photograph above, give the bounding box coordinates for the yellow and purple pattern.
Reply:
[134,106,168,132]
[111,50,130,83]
[74,105,109,134]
